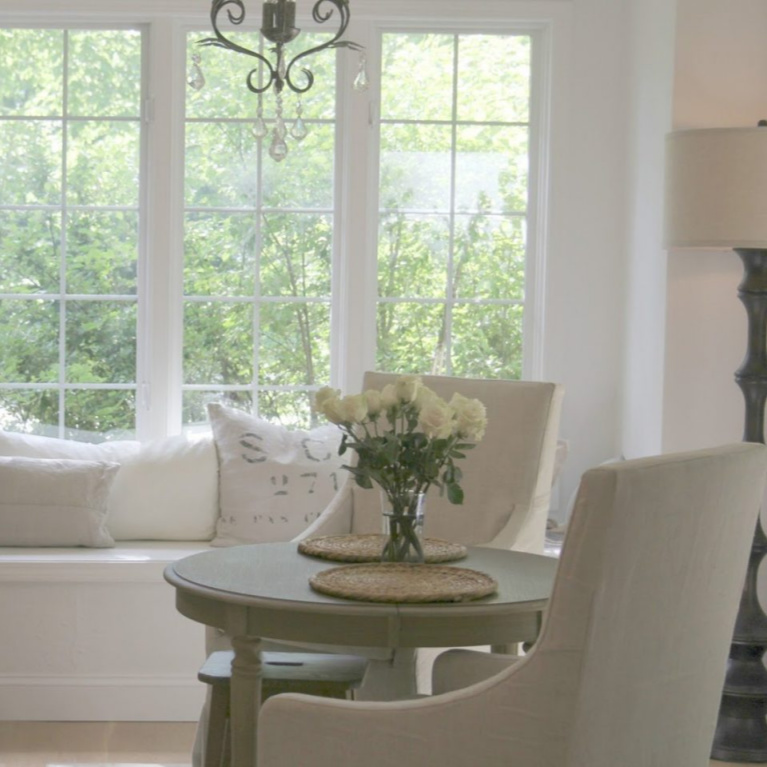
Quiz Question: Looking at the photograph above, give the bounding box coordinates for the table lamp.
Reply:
[665,124,767,762]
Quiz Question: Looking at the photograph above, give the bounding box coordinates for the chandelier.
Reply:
[194,0,366,162]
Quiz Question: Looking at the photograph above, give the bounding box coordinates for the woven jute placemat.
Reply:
[309,563,498,603]
[298,534,467,564]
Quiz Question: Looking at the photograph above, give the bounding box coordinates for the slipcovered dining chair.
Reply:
[258,443,767,767]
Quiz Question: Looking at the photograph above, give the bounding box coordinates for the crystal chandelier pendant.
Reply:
[353,54,369,92]
[269,130,289,162]
[290,101,308,141]
[252,117,268,139]
[187,53,205,91]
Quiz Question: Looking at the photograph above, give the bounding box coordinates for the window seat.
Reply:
[0,542,214,722]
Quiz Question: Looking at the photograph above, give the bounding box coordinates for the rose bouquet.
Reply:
[314,375,487,562]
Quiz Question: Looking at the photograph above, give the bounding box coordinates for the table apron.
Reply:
[175,590,543,649]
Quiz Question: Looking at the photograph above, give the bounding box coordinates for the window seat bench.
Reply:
[0,542,213,722]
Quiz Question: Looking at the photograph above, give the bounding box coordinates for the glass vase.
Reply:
[380,491,426,563]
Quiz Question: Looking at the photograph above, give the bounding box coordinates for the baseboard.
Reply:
[0,674,206,721]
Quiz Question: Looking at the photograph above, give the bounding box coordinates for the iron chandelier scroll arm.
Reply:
[199,0,279,95]
[282,0,363,94]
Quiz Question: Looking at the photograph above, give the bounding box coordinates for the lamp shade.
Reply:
[664,127,767,248]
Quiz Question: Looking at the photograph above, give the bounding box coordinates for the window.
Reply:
[0,27,144,439]
[0,11,545,441]
[376,33,531,379]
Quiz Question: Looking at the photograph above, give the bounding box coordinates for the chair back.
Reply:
[348,372,564,551]
[511,443,767,765]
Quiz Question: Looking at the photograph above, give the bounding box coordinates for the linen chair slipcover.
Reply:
[258,443,767,767]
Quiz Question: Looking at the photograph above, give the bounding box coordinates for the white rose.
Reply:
[338,393,368,424]
[450,393,487,442]
[414,385,437,411]
[320,395,346,424]
[394,374,422,404]
[364,389,382,418]
[418,396,454,439]
[380,383,399,410]
[314,386,340,411]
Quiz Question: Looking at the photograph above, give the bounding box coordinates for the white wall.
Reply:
[663,0,767,454]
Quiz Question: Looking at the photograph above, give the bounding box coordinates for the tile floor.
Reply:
[0,721,755,766]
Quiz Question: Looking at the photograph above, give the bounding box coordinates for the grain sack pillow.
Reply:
[208,403,343,546]
[0,456,118,547]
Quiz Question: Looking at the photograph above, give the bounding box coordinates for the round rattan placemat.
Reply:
[309,563,498,603]
[298,534,467,564]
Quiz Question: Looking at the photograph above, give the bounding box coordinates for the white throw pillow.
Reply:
[0,430,218,541]
[208,403,344,546]
[0,456,118,547]
[107,435,219,541]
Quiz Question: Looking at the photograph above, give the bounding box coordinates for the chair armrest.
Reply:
[432,649,519,695]
[293,477,354,540]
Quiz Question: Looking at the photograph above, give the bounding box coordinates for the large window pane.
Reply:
[67,121,140,206]
[67,211,138,295]
[0,390,59,435]
[261,213,332,298]
[379,124,452,212]
[0,121,62,205]
[378,213,448,299]
[0,299,59,383]
[65,389,135,440]
[66,301,137,384]
[0,211,61,293]
[185,212,258,297]
[259,302,331,386]
[457,35,530,124]
[376,302,445,375]
[452,215,526,301]
[184,301,254,385]
[68,30,142,117]
[455,125,528,214]
[381,33,454,121]
[451,303,523,379]
[0,29,63,117]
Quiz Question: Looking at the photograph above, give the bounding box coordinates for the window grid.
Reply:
[376,32,532,380]
[0,27,144,439]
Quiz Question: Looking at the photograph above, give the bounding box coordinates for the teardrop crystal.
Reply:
[275,116,287,139]
[353,56,369,92]
[290,116,308,141]
[252,117,268,139]
[269,133,289,162]
[187,62,205,91]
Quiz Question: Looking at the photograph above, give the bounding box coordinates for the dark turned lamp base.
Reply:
[712,248,767,762]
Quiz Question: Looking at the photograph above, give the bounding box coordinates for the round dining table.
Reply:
[164,541,558,767]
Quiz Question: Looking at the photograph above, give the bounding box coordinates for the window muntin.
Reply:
[0,27,143,440]
[376,32,531,379]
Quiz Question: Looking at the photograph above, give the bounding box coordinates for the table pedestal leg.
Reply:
[230,635,262,767]
[355,648,418,700]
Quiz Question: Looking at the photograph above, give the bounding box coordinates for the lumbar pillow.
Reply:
[107,435,219,541]
[0,456,118,547]
[208,403,343,546]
